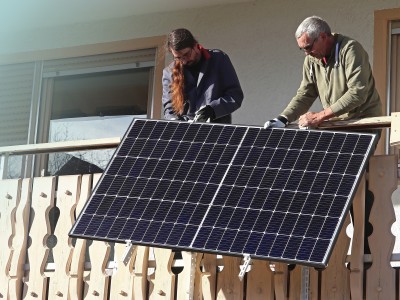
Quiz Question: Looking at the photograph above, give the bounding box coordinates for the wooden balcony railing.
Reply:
[0,117,399,299]
[0,155,399,299]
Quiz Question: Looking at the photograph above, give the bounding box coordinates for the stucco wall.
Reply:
[1,0,399,125]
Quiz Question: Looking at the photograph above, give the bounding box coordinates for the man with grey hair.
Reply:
[265,16,381,254]
[264,15,381,129]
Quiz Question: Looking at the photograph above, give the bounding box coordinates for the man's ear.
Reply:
[319,32,328,40]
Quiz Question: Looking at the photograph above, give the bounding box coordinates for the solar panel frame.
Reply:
[69,118,378,268]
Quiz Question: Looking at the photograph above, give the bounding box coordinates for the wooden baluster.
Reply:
[149,248,175,299]
[23,176,56,300]
[349,174,366,299]
[200,253,217,300]
[69,174,92,299]
[109,242,136,298]
[309,267,319,300]
[246,259,274,299]
[320,213,351,299]
[0,179,21,299]
[216,256,243,300]
[288,265,301,300]
[176,251,199,300]
[8,179,32,300]
[274,263,288,300]
[83,173,111,300]
[83,239,111,300]
[48,175,81,299]
[366,155,397,300]
[191,253,204,300]
[132,246,149,299]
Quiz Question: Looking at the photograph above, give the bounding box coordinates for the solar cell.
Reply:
[69,119,377,267]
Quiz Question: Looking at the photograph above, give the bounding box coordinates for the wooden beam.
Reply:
[372,9,400,154]
[390,112,400,146]
[0,137,120,156]
[287,115,392,131]
[317,116,391,130]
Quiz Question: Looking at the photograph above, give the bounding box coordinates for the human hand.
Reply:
[264,116,288,129]
[194,105,215,122]
[298,112,323,127]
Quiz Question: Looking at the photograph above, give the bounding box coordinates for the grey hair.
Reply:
[295,16,332,40]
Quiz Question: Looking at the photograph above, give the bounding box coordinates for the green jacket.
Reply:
[281,34,382,122]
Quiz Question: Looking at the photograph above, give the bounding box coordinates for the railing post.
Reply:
[0,153,9,179]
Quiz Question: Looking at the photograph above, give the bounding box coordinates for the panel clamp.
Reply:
[121,240,135,265]
[238,254,252,281]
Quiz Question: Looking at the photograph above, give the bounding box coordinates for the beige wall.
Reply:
[1,0,400,125]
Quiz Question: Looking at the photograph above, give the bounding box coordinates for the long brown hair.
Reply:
[166,28,197,115]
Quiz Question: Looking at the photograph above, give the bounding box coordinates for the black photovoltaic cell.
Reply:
[69,119,377,267]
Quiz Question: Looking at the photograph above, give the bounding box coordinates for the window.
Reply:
[38,50,156,176]
[47,67,151,175]
[0,36,166,178]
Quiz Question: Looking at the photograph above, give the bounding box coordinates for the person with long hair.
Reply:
[162,28,243,123]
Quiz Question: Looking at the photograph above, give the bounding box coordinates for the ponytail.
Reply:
[170,61,185,115]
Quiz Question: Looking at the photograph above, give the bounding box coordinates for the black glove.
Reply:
[264,115,289,128]
[193,105,216,122]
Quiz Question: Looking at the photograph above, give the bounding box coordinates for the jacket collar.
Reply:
[198,44,211,60]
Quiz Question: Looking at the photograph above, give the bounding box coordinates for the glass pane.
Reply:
[0,155,22,179]
[47,67,150,176]
[51,68,149,119]
[47,116,145,175]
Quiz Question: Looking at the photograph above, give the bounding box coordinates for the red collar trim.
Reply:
[198,44,211,60]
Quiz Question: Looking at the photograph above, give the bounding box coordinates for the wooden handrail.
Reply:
[0,137,121,156]
[318,115,392,129]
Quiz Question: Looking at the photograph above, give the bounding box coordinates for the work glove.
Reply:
[193,105,216,123]
[264,116,289,129]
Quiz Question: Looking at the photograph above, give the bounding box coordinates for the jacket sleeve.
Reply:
[207,53,244,119]
[329,41,371,116]
[281,59,319,122]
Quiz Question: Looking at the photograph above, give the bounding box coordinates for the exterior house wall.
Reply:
[0,0,399,125]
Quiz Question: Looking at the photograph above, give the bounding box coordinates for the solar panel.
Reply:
[69,119,377,268]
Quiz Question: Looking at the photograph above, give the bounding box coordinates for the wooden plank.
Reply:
[320,213,351,300]
[48,175,81,299]
[176,251,197,300]
[8,179,32,299]
[83,173,111,300]
[216,256,243,300]
[273,263,288,300]
[23,176,56,300]
[390,112,400,146]
[109,242,135,298]
[366,155,397,300]
[246,259,274,299]
[192,253,204,300]
[69,174,92,299]
[374,9,400,155]
[349,175,365,299]
[0,137,120,156]
[149,248,175,299]
[317,116,391,130]
[288,265,301,300]
[0,179,21,299]
[132,246,149,299]
[201,253,217,300]
[309,267,319,300]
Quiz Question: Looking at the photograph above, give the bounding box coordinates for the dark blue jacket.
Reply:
[162,48,243,123]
